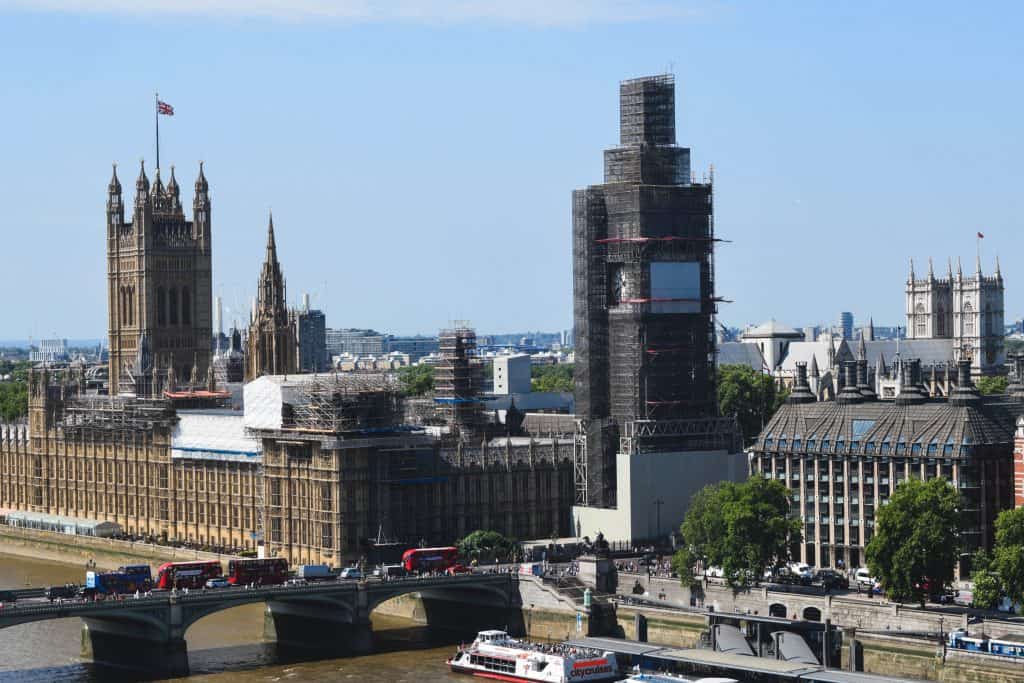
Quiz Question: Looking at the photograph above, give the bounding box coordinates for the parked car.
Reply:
[0,590,17,603]
[854,567,876,588]
[45,585,78,602]
[339,567,363,580]
[953,588,974,607]
[205,577,230,589]
[815,569,849,590]
[788,563,814,584]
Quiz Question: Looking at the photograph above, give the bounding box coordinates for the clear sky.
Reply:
[0,1,1021,339]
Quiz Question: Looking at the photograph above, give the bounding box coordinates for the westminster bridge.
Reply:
[0,573,519,677]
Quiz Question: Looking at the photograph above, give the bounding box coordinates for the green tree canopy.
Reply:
[977,375,1008,396]
[457,530,515,563]
[673,476,800,589]
[0,381,27,423]
[717,364,785,446]
[865,477,961,604]
[531,363,574,393]
[396,364,434,396]
[971,550,1001,610]
[993,507,1024,608]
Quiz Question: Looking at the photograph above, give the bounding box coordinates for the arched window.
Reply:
[964,302,975,336]
[936,303,946,337]
[128,286,134,326]
[915,303,926,337]
[169,288,179,325]
[157,287,166,326]
[181,287,191,325]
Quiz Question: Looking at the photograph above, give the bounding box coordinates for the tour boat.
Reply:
[623,671,738,683]
[448,630,619,682]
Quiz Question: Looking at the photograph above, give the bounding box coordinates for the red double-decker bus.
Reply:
[154,560,222,589]
[402,547,459,573]
[226,558,289,586]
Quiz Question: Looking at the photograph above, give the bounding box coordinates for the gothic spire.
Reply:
[877,351,887,379]
[809,353,820,378]
[947,256,954,280]
[928,256,934,279]
[976,249,983,276]
[135,159,149,194]
[109,163,121,194]
[857,334,867,361]
[166,164,179,198]
[267,210,276,256]
[957,256,963,278]
[908,257,915,282]
[195,160,208,192]
[151,166,164,196]
[866,317,875,341]
[996,255,1002,279]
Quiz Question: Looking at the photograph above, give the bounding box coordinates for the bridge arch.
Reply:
[768,603,788,619]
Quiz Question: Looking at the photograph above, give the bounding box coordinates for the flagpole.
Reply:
[155,91,160,171]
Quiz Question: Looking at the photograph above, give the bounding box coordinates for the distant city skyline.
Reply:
[1,2,1022,338]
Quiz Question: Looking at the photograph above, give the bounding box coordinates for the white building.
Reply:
[492,354,531,395]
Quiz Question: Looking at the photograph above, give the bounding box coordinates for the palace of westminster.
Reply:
[0,160,578,566]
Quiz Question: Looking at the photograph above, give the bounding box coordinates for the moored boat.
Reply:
[448,630,619,682]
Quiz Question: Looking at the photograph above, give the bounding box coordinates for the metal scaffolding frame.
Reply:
[288,373,403,434]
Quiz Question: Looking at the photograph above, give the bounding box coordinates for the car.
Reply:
[0,590,17,603]
[854,567,876,588]
[446,564,472,576]
[45,585,78,602]
[954,589,974,607]
[339,567,363,580]
[788,563,814,583]
[204,577,230,589]
[814,569,849,590]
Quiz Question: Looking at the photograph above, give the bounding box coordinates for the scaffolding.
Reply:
[288,373,404,434]
[434,325,485,440]
[61,396,177,438]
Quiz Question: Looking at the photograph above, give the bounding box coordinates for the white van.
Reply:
[854,567,875,587]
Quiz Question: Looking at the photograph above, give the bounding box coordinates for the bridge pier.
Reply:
[80,620,189,678]
[263,602,373,656]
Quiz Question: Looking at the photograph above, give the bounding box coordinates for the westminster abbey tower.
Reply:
[106,161,213,395]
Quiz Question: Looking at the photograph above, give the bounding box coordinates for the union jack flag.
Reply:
[157,100,174,116]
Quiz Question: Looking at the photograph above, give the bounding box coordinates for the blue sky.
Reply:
[0,1,1021,339]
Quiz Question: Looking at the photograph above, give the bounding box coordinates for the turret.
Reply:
[107,163,123,237]
[166,164,182,213]
[193,161,211,241]
[134,159,150,208]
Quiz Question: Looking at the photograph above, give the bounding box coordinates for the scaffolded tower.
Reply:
[572,75,736,507]
[434,325,484,441]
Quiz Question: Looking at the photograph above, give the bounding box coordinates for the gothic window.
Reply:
[936,303,945,337]
[169,288,179,325]
[157,287,166,326]
[915,303,926,337]
[964,302,975,336]
[182,287,191,325]
[128,286,134,326]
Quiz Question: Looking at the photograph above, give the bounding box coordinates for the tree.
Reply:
[971,550,1001,610]
[396,364,434,396]
[993,507,1024,609]
[531,363,574,393]
[717,364,785,446]
[0,381,28,423]
[673,477,800,589]
[865,478,961,604]
[457,530,515,563]
[977,376,1008,395]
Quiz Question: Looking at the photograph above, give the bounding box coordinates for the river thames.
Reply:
[0,553,472,682]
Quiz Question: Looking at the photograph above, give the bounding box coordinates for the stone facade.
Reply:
[107,162,212,396]
[905,256,1004,375]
